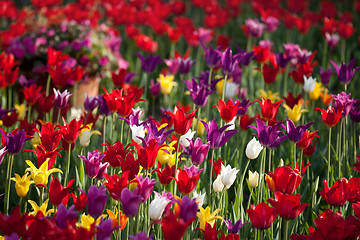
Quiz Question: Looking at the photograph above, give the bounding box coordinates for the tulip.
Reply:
[53,88,72,109]
[179,129,196,148]
[213,98,241,123]
[201,119,238,149]
[136,53,162,73]
[135,175,157,202]
[55,204,78,229]
[22,84,41,105]
[105,209,128,229]
[129,232,153,240]
[10,173,33,198]
[79,128,101,147]
[332,91,355,118]
[185,78,213,107]
[49,176,74,206]
[284,104,307,124]
[286,119,314,143]
[303,75,316,93]
[330,58,360,85]
[26,158,62,186]
[0,147,7,165]
[248,170,259,188]
[28,199,54,217]
[246,202,277,229]
[315,105,344,127]
[250,119,288,149]
[149,194,171,220]
[159,211,193,240]
[213,174,224,192]
[157,74,177,95]
[245,18,265,38]
[193,190,206,207]
[220,164,239,190]
[224,219,248,234]
[71,189,88,211]
[83,93,99,112]
[245,137,263,159]
[87,185,108,219]
[197,206,223,230]
[103,171,129,201]
[267,192,308,220]
[187,137,210,166]
[265,165,302,194]
[282,92,302,109]
[175,166,203,195]
[78,150,108,180]
[179,195,198,222]
[319,178,349,206]
[96,218,118,240]
[154,163,175,186]
[130,124,146,145]
[254,97,283,121]
[0,129,32,155]
[167,107,196,136]
[120,188,143,218]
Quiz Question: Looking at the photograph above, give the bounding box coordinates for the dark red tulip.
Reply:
[320,178,349,206]
[267,192,308,220]
[49,176,74,206]
[246,202,277,230]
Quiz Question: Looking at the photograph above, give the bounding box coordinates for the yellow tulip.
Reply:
[31,133,41,149]
[309,82,322,101]
[259,90,280,102]
[283,104,307,124]
[11,173,34,198]
[14,103,27,120]
[157,141,177,165]
[157,74,177,95]
[77,214,103,231]
[197,206,223,230]
[26,158,62,186]
[28,199,54,217]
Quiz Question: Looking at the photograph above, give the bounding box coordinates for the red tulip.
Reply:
[22,84,42,105]
[103,171,129,201]
[103,88,144,117]
[213,99,241,123]
[296,130,319,150]
[2,111,18,128]
[175,167,202,195]
[132,139,163,170]
[354,155,360,173]
[265,165,302,194]
[282,92,302,109]
[37,94,54,113]
[71,189,88,211]
[154,162,175,186]
[319,178,349,206]
[303,138,318,157]
[261,63,279,85]
[49,176,74,206]
[197,222,225,240]
[267,192,308,220]
[254,98,283,121]
[239,114,255,131]
[59,118,87,144]
[160,211,194,240]
[47,64,73,88]
[246,202,277,229]
[34,123,62,152]
[315,105,344,128]
[47,47,68,67]
[348,177,360,202]
[19,118,36,137]
[167,107,196,136]
[211,158,224,177]
[26,144,61,169]
[102,141,134,169]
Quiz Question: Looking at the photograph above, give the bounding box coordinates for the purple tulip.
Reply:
[120,188,143,218]
[78,150,108,180]
[224,219,248,234]
[178,58,195,75]
[230,67,242,85]
[55,204,78,229]
[53,88,72,109]
[296,49,312,64]
[325,33,340,49]
[275,53,291,68]
[87,185,108,219]
[97,95,112,116]
[283,43,300,59]
[84,93,99,112]
[350,99,360,123]
[135,175,157,202]
[236,99,252,117]
[198,71,221,91]
[0,129,31,155]
[332,91,355,118]
[186,138,210,166]
[97,218,118,240]
[129,232,153,240]
[184,165,203,178]
[330,59,360,85]
[164,58,179,75]
[221,47,239,75]
[0,104,14,121]
[149,79,160,97]
[179,196,198,222]
[235,47,254,66]
[263,16,279,33]
[245,18,265,38]
[136,53,162,73]
[185,78,213,107]
[201,119,238,149]
[143,121,173,145]
[201,43,222,68]
[3,233,19,240]
[286,119,314,143]
[320,67,332,86]
[18,75,37,87]
[250,119,288,149]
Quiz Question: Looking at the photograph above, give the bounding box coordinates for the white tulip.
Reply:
[245,137,263,159]
[70,107,82,121]
[225,82,239,99]
[248,170,259,188]
[213,174,224,192]
[226,117,236,131]
[193,190,206,207]
[220,164,239,190]
[148,194,171,220]
[80,129,92,147]
[130,125,146,145]
[303,75,316,93]
[179,129,196,148]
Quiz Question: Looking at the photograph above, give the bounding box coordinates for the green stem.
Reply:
[46,74,51,97]
[64,143,72,185]
[322,39,328,69]
[4,154,14,214]
[208,149,215,208]
[293,143,297,168]
[257,149,266,204]
[27,104,32,121]
[283,219,289,240]
[117,202,121,240]
[39,187,44,206]
[73,83,78,108]
[206,68,213,120]
[102,117,107,152]
[173,134,180,195]
[221,74,228,102]
[328,127,332,182]
[120,118,124,144]
[240,159,251,221]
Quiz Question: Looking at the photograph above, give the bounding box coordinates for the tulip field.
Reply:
[1,0,360,239]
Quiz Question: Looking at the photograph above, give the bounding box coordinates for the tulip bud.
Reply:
[245,137,263,159]
[303,76,316,93]
[220,164,239,190]
[148,194,171,220]
[248,170,259,188]
[279,158,284,167]
[179,129,196,148]
[213,174,224,192]
[130,125,146,145]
